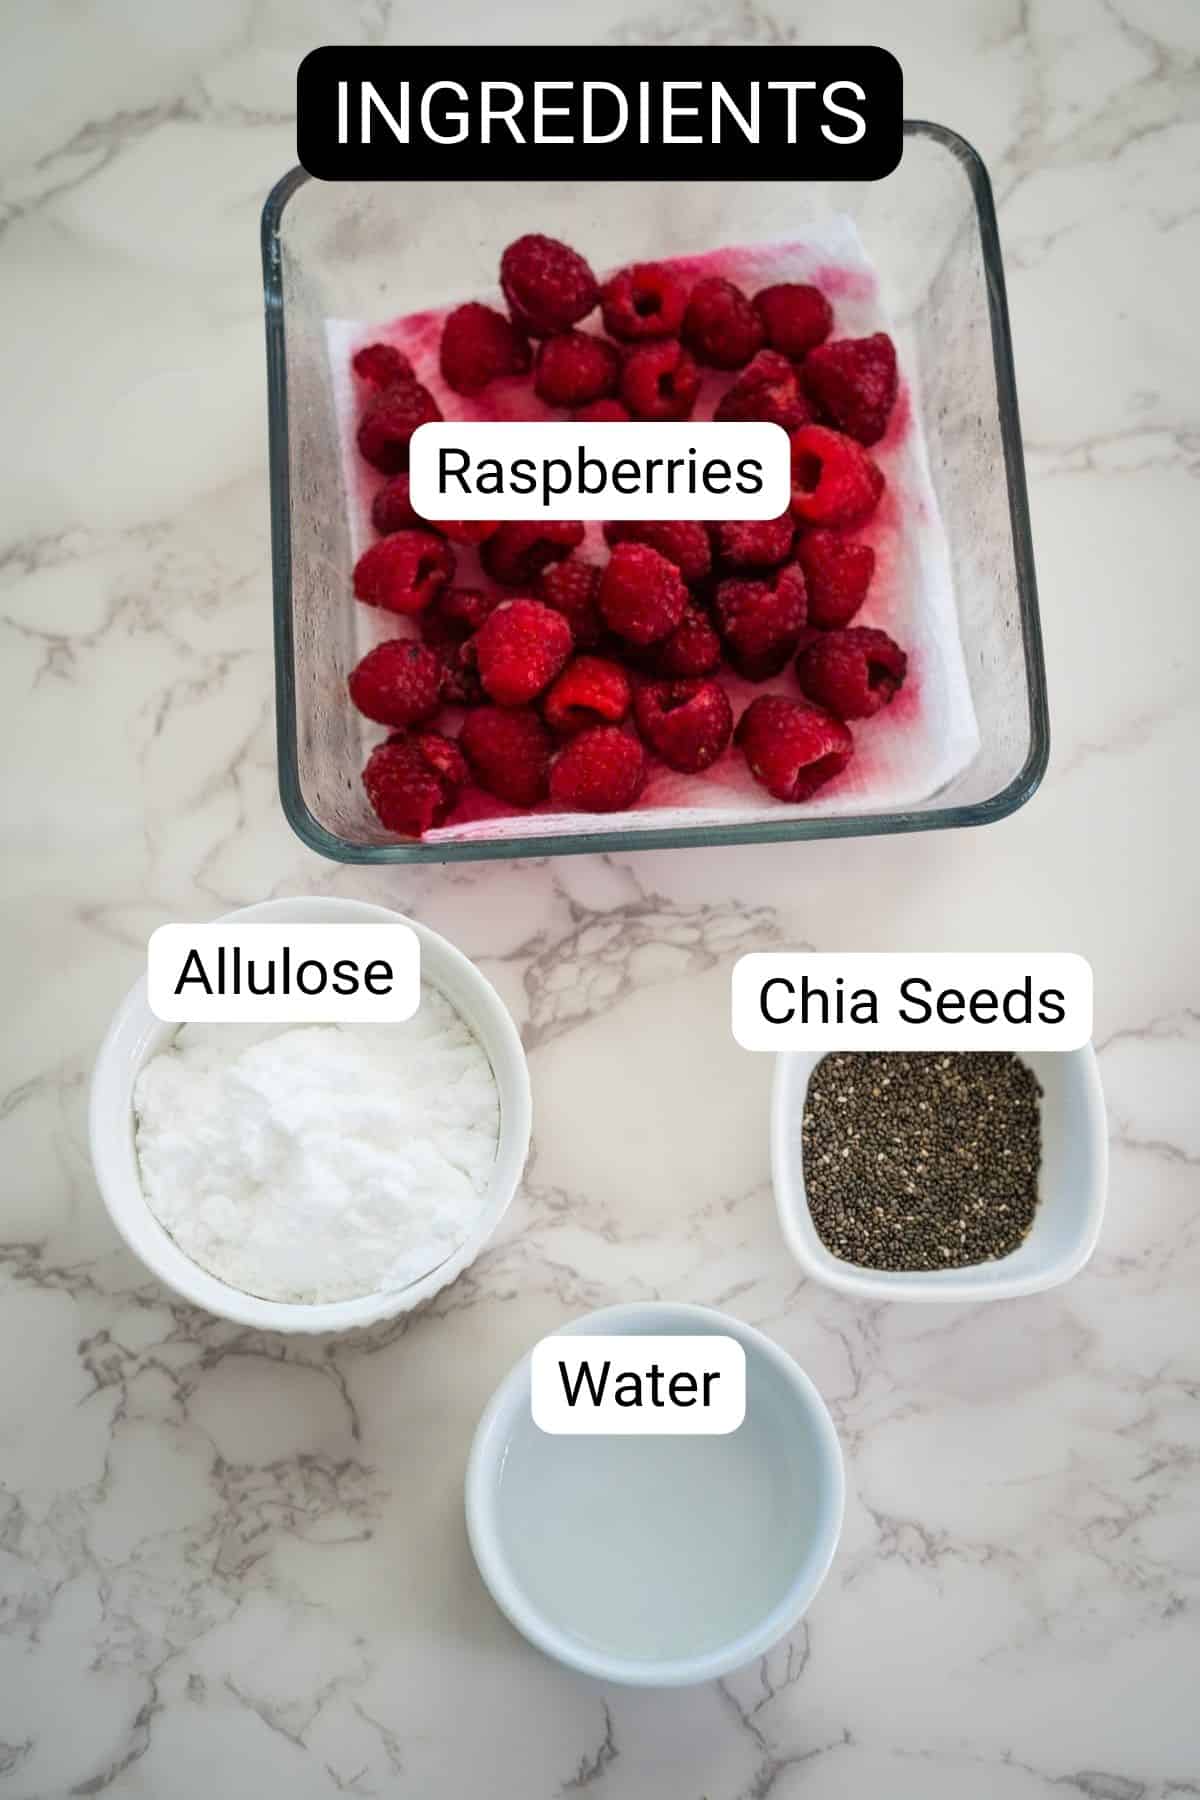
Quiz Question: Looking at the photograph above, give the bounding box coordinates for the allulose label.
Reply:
[147,923,422,1024]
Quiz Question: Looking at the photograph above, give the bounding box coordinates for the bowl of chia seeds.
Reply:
[771,1048,1107,1301]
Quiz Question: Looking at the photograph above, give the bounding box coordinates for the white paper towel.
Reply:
[326,219,979,842]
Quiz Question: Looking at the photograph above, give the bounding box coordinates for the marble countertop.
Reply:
[2,3,1198,1795]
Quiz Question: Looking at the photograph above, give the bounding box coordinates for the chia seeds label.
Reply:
[733,952,1093,1051]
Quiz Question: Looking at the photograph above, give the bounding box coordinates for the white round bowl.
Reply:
[465,1301,844,1687]
[89,896,531,1332]
[771,1047,1107,1302]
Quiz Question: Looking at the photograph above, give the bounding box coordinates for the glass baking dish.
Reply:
[262,122,1047,864]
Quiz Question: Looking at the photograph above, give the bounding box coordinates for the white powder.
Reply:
[133,987,500,1304]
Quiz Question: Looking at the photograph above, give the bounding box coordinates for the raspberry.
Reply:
[353,342,415,387]
[681,276,764,369]
[371,473,422,536]
[598,542,689,646]
[420,585,498,644]
[789,426,885,528]
[356,379,442,474]
[713,563,808,680]
[736,695,854,802]
[712,514,795,570]
[430,639,484,708]
[600,263,689,341]
[633,678,733,773]
[648,605,723,678]
[373,480,498,546]
[795,627,908,719]
[420,591,490,707]
[439,302,530,395]
[794,530,876,628]
[537,558,605,648]
[481,519,585,586]
[500,234,598,337]
[713,349,812,432]
[801,333,898,446]
[753,284,833,357]
[620,339,702,420]
[459,706,552,807]
[428,518,501,546]
[416,729,470,792]
[549,726,646,813]
[471,599,573,706]
[348,638,444,728]
[534,330,621,408]
[353,531,455,615]
[542,655,632,736]
[603,519,711,584]
[362,730,466,836]
[573,398,631,422]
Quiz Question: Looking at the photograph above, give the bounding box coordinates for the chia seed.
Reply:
[801,1051,1043,1271]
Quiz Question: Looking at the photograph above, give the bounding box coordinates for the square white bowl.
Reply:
[771,1048,1107,1302]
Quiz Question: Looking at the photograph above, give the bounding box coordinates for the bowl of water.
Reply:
[465,1301,844,1686]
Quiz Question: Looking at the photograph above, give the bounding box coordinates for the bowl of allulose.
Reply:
[771,1048,1106,1301]
[90,898,531,1331]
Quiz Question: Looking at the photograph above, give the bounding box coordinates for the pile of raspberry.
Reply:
[347,232,907,838]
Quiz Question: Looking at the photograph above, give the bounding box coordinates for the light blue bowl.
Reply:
[465,1302,844,1687]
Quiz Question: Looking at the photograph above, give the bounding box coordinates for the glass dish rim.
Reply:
[262,120,1049,865]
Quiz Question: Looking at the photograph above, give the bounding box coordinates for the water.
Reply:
[494,1365,821,1662]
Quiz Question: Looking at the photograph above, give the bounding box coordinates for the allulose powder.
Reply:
[802,1050,1043,1270]
[133,987,500,1304]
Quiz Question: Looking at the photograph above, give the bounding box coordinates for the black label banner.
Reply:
[297,46,903,182]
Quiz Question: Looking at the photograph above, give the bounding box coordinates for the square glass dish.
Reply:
[263,122,1047,864]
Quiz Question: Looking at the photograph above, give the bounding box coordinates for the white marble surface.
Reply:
[2,3,1198,1795]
